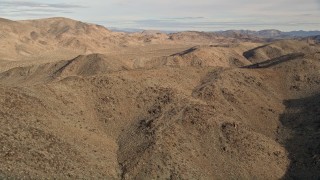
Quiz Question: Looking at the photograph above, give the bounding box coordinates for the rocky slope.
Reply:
[0,17,320,179]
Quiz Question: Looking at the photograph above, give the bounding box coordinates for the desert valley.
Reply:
[0,17,319,179]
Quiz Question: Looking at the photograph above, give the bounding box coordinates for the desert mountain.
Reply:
[306,35,320,44]
[0,17,251,64]
[0,17,320,179]
[217,29,320,39]
[0,17,122,61]
[284,30,320,37]
[216,29,282,39]
[243,39,319,63]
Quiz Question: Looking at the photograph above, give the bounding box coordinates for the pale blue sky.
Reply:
[0,0,319,31]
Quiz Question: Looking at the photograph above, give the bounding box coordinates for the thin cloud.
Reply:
[8,9,73,13]
[0,0,85,19]
[0,12,61,17]
[0,1,84,9]
[166,17,205,20]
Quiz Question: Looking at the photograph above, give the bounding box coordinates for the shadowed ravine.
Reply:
[279,94,320,179]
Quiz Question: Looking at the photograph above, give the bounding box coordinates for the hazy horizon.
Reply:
[0,0,320,31]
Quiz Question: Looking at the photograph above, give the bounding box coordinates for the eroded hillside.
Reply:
[0,17,319,179]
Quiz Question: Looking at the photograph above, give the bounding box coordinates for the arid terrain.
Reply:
[0,17,319,179]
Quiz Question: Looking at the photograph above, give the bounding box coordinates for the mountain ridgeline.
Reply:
[0,17,319,179]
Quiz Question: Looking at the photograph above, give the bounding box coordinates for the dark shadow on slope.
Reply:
[242,53,305,69]
[52,55,80,76]
[170,46,198,56]
[279,94,320,179]
[242,44,269,59]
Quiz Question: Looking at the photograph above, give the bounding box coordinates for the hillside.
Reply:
[243,39,319,63]
[0,18,257,66]
[0,17,320,179]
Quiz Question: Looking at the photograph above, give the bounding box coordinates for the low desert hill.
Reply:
[0,17,319,179]
[0,17,253,71]
[243,39,319,63]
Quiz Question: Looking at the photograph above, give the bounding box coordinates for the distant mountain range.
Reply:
[215,29,320,39]
[109,27,177,34]
[110,27,320,39]
[309,35,320,43]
